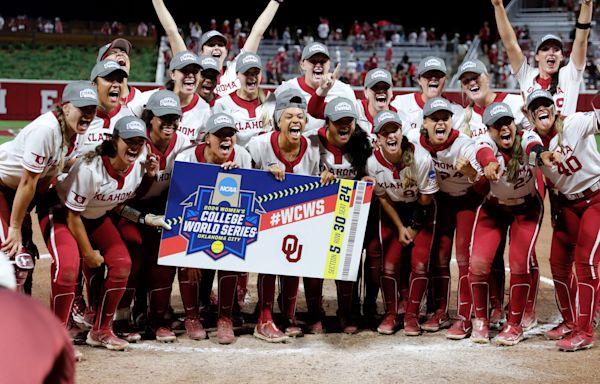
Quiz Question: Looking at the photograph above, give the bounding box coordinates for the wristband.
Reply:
[528,144,546,166]
[120,205,143,224]
[575,22,591,29]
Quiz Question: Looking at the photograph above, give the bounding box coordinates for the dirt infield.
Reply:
[28,199,600,384]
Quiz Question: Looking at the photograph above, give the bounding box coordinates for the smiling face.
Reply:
[150,114,180,143]
[277,107,307,145]
[300,54,331,88]
[535,43,563,76]
[104,48,130,71]
[460,72,491,104]
[63,103,97,136]
[418,70,446,100]
[205,127,237,164]
[488,117,517,150]
[327,116,356,147]
[172,64,201,98]
[377,123,403,159]
[201,38,228,69]
[198,69,218,100]
[115,136,145,168]
[95,72,126,111]
[528,99,557,136]
[239,67,262,98]
[423,110,452,145]
[365,82,392,113]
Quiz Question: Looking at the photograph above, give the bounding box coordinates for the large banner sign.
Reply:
[158,162,373,281]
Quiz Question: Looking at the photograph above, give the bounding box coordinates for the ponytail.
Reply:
[346,127,373,180]
[506,133,524,184]
[461,102,474,137]
[53,104,72,174]
[84,132,118,163]
[400,136,417,189]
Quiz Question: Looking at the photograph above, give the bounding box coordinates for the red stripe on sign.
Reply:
[260,195,337,231]
[363,184,373,204]
[159,235,188,258]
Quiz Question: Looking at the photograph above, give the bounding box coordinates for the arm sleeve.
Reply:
[307,94,327,120]
[246,137,263,169]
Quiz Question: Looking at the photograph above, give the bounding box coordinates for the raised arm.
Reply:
[491,0,525,73]
[152,0,187,54]
[243,0,282,53]
[571,0,594,70]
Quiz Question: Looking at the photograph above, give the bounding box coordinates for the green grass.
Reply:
[0,120,29,129]
[0,44,157,82]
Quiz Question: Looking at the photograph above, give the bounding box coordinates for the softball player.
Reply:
[275,42,357,132]
[390,56,464,133]
[96,38,143,107]
[492,0,593,116]
[303,97,372,334]
[470,102,557,346]
[197,55,221,106]
[404,97,483,338]
[176,112,252,344]
[367,110,438,335]
[213,52,276,148]
[0,81,98,294]
[525,90,600,351]
[38,116,159,351]
[247,88,322,342]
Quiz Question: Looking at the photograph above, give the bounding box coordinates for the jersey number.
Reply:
[557,156,582,176]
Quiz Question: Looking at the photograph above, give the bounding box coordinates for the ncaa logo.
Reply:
[218,177,238,197]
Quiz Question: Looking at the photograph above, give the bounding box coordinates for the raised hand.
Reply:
[540,151,562,166]
[316,63,341,97]
[484,162,502,181]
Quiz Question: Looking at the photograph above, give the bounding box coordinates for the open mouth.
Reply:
[536,110,552,128]
[219,141,232,155]
[246,79,257,90]
[78,119,92,132]
[546,57,557,68]
[183,78,196,92]
[289,125,302,138]
[386,139,398,150]
[108,90,120,103]
[161,126,174,135]
[435,127,446,139]
[338,128,350,140]
[469,85,480,93]
[125,148,139,162]
[375,93,387,107]
[428,80,440,89]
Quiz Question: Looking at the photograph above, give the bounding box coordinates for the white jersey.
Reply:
[175,142,252,169]
[275,76,357,132]
[367,146,439,203]
[247,131,320,176]
[0,112,77,190]
[305,128,358,180]
[140,131,190,199]
[121,86,144,108]
[408,129,481,196]
[56,155,145,219]
[539,112,600,195]
[464,93,531,138]
[390,92,464,133]
[212,92,276,148]
[214,57,240,98]
[474,131,543,202]
[76,104,133,156]
[127,88,156,118]
[514,56,583,116]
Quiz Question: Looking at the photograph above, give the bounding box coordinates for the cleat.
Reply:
[494,323,524,346]
[377,313,399,335]
[154,326,177,343]
[471,318,490,344]
[253,320,289,343]
[306,320,324,334]
[339,317,358,335]
[545,321,576,340]
[86,329,129,351]
[283,318,303,338]
[446,319,472,340]
[403,314,421,336]
[421,310,451,332]
[489,307,505,330]
[520,311,538,331]
[557,331,594,352]
[184,317,207,340]
[216,317,236,344]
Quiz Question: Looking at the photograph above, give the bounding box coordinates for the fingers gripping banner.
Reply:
[158,161,373,281]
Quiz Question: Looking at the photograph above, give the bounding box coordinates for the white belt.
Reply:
[562,180,600,201]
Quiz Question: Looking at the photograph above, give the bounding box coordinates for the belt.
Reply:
[487,193,536,207]
[561,180,600,201]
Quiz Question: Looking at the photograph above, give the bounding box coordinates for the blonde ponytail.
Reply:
[460,102,474,137]
[506,133,524,184]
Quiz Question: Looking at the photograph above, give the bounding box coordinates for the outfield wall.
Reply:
[0,79,597,121]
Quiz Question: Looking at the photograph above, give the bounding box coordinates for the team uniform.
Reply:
[121,86,144,108]
[275,76,357,132]
[406,129,485,334]
[213,92,276,148]
[464,93,531,138]
[470,130,545,342]
[38,154,145,345]
[367,145,438,333]
[76,105,133,156]
[390,93,464,133]
[514,58,583,116]
[538,112,600,347]
[214,56,240,98]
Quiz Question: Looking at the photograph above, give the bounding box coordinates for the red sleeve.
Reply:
[476,147,497,167]
[307,94,327,120]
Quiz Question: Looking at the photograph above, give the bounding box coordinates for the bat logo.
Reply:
[32,153,46,165]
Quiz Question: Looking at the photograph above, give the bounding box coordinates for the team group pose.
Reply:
[1,0,599,360]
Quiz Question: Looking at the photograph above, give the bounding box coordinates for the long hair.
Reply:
[547,62,566,95]
[460,102,474,137]
[399,135,416,189]
[257,88,274,132]
[141,109,155,128]
[53,104,73,174]
[84,131,118,163]
[344,125,373,180]
[505,133,524,184]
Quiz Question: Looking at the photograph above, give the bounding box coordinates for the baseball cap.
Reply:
[97,38,132,62]
[90,60,128,81]
[364,68,393,89]
[114,116,149,140]
[535,34,563,53]
[236,52,263,74]
[275,88,307,111]
[457,59,488,80]
[417,56,447,77]
[423,97,454,117]
[199,30,228,49]
[325,97,358,121]
[526,89,554,110]
[301,42,330,61]
[373,110,402,134]
[483,102,515,126]
[169,51,202,71]
[145,90,182,117]
[205,113,238,134]
[199,55,220,73]
[62,81,99,108]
